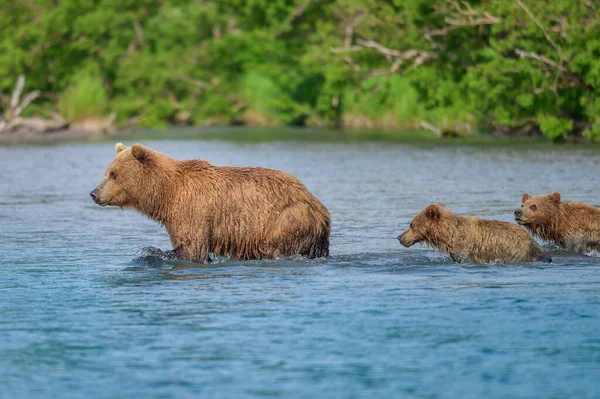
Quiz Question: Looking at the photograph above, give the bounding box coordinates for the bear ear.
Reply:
[115,143,127,155]
[131,144,151,164]
[424,204,442,221]
[548,192,561,203]
[522,193,530,203]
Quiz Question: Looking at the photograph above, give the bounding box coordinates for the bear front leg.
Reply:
[167,223,211,263]
[173,244,210,264]
[449,251,464,263]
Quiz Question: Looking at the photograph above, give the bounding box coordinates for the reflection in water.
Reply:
[1,140,600,398]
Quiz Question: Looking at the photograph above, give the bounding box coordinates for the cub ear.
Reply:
[548,192,561,203]
[522,193,530,203]
[115,143,127,154]
[131,144,151,164]
[424,204,442,221]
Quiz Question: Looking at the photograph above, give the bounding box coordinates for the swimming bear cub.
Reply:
[398,203,551,264]
[516,192,600,254]
[90,143,331,262]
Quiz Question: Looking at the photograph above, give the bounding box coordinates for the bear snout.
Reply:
[397,232,412,247]
[90,189,99,203]
[514,209,522,218]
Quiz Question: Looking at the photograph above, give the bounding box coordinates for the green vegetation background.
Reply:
[1,0,598,141]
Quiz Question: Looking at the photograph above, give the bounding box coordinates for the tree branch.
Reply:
[515,0,560,53]
[274,0,312,37]
[9,75,25,110]
[332,38,436,75]
[355,39,403,59]
[14,91,40,117]
[132,20,144,45]
[344,11,364,49]
[429,0,501,36]
[514,49,594,92]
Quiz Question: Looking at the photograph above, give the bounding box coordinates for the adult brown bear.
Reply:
[90,143,331,262]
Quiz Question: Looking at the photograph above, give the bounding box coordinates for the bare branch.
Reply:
[343,56,360,72]
[274,0,312,37]
[332,37,436,75]
[413,52,437,67]
[420,121,442,137]
[515,0,560,53]
[344,11,364,49]
[390,58,403,73]
[332,8,436,76]
[429,0,501,36]
[330,46,362,53]
[132,20,144,45]
[355,39,437,65]
[287,0,312,25]
[583,1,597,11]
[368,69,397,77]
[355,39,402,59]
[9,75,25,110]
[166,90,181,109]
[513,1,595,92]
[549,16,568,39]
[515,49,594,92]
[14,91,40,117]
[515,49,565,73]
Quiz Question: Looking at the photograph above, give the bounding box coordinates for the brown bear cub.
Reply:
[516,192,600,254]
[90,143,331,263]
[398,203,550,264]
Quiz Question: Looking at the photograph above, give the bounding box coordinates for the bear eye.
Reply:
[410,223,415,229]
[109,171,117,180]
[530,204,537,211]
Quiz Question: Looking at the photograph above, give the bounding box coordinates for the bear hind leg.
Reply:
[267,203,329,259]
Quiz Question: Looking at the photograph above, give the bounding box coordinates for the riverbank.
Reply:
[0,128,112,145]
[0,125,592,148]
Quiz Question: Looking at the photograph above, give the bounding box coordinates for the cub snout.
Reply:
[514,209,522,218]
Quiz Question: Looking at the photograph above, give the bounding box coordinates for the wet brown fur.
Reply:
[398,203,550,264]
[91,143,331,262]
[516,192,600,253]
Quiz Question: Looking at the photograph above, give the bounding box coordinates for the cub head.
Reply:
[515,192,561,226]
[89,143,159,208]
[398,203,445,247]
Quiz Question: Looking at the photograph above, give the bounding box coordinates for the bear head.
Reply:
[514,192,561,227]
[90,143,167,208]
[398,203,445,247]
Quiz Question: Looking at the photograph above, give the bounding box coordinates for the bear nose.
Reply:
[514,209,522,218]
[90,189,99,202]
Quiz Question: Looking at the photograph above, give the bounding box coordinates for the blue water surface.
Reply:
[1,139,599,398]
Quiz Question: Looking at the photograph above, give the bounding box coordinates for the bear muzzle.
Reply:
[514,209,522,218]
[397,232,413,247]
[90,188,110,206]
[514,209,525,224]
[90,189,99,202]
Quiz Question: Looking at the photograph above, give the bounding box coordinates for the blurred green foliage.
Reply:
[58,69,107,122]
[0,0,598,140]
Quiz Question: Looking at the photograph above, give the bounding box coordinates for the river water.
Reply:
[1,136,599,398]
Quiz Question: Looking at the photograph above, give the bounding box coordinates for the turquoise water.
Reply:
[1,139,600,398]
